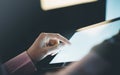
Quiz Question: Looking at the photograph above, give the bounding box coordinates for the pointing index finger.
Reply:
[43,33,71,45]
[55,34,71,45]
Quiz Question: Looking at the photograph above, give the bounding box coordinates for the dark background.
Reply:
[0,0,106,62]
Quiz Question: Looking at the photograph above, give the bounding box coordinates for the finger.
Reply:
[45,41,64,51]
[51,43,64,56]
[55,34,71,45]
[46,39,59,47]
[44,44,58,53]
[45,33,71,45]
[44,42,65,56]
[35,32,47,43]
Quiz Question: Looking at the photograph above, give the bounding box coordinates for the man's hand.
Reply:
[27,33,70,62]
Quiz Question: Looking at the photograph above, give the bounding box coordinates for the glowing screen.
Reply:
[106,0,120,20]
[50,19,120,64]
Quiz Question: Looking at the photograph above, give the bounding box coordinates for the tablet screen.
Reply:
[50,18,120,64]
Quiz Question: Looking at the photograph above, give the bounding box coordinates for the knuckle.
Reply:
[41,32,45,35]
[40,32,46,36]
[38,32,47,38]
[56,33,60,36]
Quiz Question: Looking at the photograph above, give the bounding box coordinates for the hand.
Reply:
[27,33,70,62]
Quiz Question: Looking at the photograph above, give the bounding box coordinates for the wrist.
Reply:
[27,48,48,63]
[26,50,37,63]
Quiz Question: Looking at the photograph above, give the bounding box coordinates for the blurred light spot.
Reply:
[41,0,98,11]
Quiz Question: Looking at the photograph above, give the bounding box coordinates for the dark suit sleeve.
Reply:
[91,31,120,63]
[3,51,37,75]
[0,62,9,75]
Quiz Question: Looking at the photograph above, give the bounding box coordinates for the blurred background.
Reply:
[1,0,120,75]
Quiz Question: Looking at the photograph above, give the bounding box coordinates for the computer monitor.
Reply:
[106,0,120,20]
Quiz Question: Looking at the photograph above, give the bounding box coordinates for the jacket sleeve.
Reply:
[0,62,9,75]
[3,51,37,75]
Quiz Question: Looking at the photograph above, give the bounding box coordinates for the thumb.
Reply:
[44,43,65,56]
